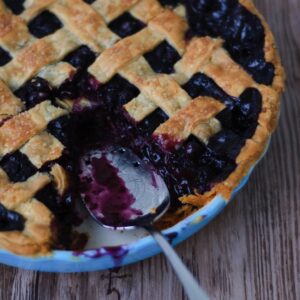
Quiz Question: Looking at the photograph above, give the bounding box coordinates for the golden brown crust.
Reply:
[154,97,225,144]
[88,28,163,82]
[0,0,284,255]
[50,0,118,52]
[20,132,64,168]
[0,101,67,157]
[0,80,23,121]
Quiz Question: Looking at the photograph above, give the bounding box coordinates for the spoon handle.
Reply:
[146,227,210,300]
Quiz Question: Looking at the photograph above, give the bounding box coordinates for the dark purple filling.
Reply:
[63,46,97,69]
[144,41,181,74]
[3,0,25,14]
[78,152,142,226]
[0,47,12,67]
[61,72,260,203]
[0,203,25,231]
[183,72,235,107]
[28,11,63,38]
[15,77,54,109]
[184,0,275,85]
[108,13,146,38]
[1,151,37,182]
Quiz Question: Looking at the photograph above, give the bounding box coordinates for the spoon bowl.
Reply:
[79,146,170,229]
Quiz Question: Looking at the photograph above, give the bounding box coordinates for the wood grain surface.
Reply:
[0,0,299,299]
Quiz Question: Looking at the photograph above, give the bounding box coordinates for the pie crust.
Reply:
[0,0,284,255]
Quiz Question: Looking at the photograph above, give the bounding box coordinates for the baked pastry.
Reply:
[0,0,284,256]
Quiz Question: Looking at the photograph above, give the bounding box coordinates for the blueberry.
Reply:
[144,41,181,74]
[207,129,245,160]
[185,0,275,85]
[180,136,206,161]
[28,11,63,38]
[139,109,168,136]
[15,77,53,109]
[0,47,12,66]
[108,13,146,38]
[48,115,72,146]
[97,75,139,110]
[63,46,96,69]
[1,152,37,182]
[35,184,62,214]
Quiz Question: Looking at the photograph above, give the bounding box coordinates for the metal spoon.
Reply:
[80,147,210,300]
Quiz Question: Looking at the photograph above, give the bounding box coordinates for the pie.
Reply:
[0,0,284,256]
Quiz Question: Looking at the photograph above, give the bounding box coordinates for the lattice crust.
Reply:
[0,0,284,255]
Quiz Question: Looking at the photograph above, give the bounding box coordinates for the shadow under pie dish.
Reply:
[0,0,284,257]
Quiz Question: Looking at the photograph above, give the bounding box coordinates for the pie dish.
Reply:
[0,0,284,257]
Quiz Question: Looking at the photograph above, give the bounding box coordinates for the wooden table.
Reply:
[1,0,299,299]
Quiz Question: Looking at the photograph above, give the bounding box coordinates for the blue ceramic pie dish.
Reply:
[0,160,257,272]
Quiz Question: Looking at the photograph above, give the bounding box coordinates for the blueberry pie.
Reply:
[0,0,284,255]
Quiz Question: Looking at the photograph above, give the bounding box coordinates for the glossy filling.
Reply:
[0,0,269,249]
[79,150,142,226]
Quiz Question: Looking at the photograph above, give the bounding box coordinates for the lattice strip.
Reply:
[202,47,254,97]
[20,132,64,168]
[50,0,119,52]
[174,37,223,84]
[37,62,76,87]
[17,199,52,244]
[91,0,140,23]
[0,29,79,89]
[148,9,188,55]
[0,80,23,121]
[154,97,225,145]
[22,0,56,21]
[120,57,191,116]
[0,169,50,209]
[124,93,157,122]
[0,101,67,157]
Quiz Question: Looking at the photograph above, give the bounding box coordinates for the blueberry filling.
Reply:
[28,11,63,38]
[108,13,146,38]
[1,152,37,182]
[0,204,25,231]
[79,152,142,226]
[216,87,262,138]
[185,0,275,85]
[63,46,96,69]
[144,41,181,74]
[0,47,12,67]
[3,0,25,15]
[182,73,235,107]
[97,75,140,111]
[15,77,53,109]
[139,109,169,136]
